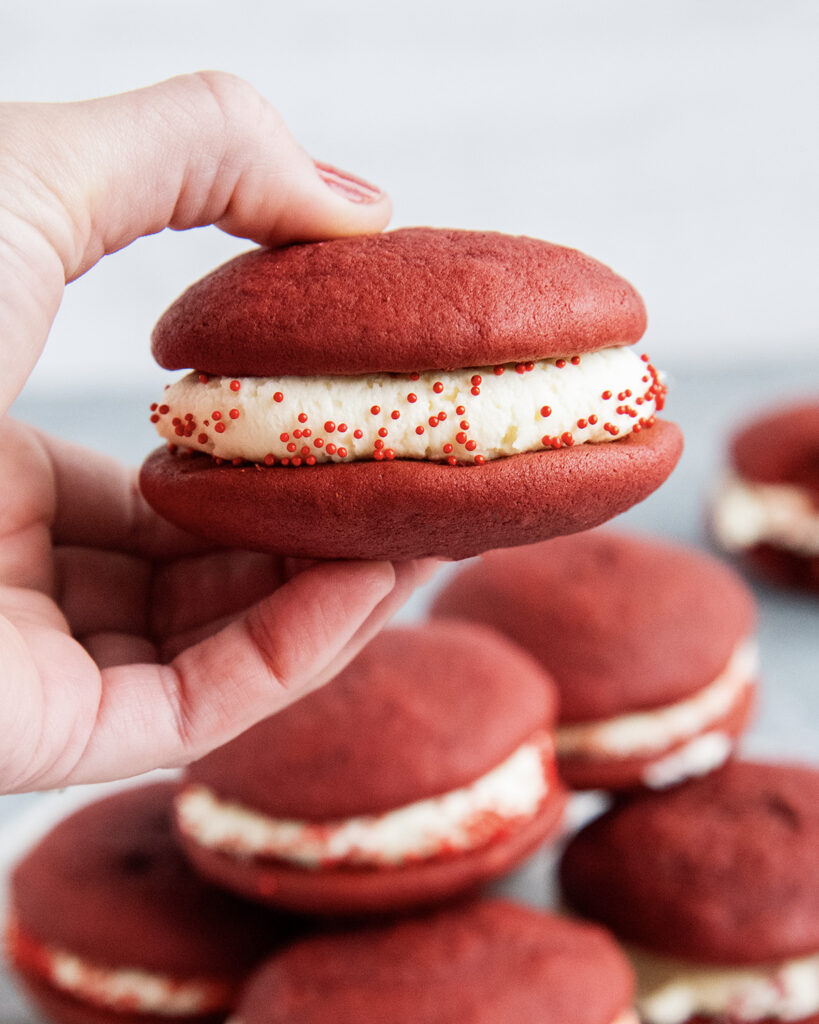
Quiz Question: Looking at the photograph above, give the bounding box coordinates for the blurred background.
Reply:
[0,2,816,1016]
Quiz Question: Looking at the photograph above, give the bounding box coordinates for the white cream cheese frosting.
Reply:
[150,346,665,466]
[713,474,819,556]
[555,640,757,761]
[633,947,819,1023]
[176,733,554,868]
[7,918,231,1017]
[640,731,733,790]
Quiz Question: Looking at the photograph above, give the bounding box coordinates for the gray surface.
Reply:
[1,360,817,1018]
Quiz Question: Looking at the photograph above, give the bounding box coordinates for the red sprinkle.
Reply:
[337,447,348,458]
[447,456,458,466]
[229,409,240,419]
[374,450,384,461]
[391,410,400,420]
[416,426,425,435]
[280,432,290,442]
[280,457,290,466]
[314,438,324,448]
[433,382,444,394]
[602,390,612,400]
[212,410,222,420]
[589,414,599,425]
[370,405,381,415]
[429,416,439,427]
[214,423,226,433]
[264,453,275,465]
[232,457,243,466]
[337,423,348,433]
[571,356,581,365]
[374,439,385,450]
[150,414,160,423]
[443,443,454,454]
[556,359,567,369]
[150,403,158,412]
[291,457,302,467]
[460,420,470,430]
[474,454,486,464]
[438,411,447,421]
[384,448,395,460]
[456,405,466,415]
[302,428,312,437]
[230,380,240,392]
[471,387,481,396]
[407,393,417,403]
[561,431,574,446]
[493,366,505,375]
[641,353,651,362]
[298,413,308,423]
[465,440,477,452]
[515,363,526,374]
[353,429,363,439]
[198,374,209,383]
[293,429,302,439]
[306,455,317,465]
[324,421,336,432]
[456,432,468,444]
[471,374,482,386]
[325,443,337,455]
[541,405,552,417]
[158,404,169,415]
[273,392,284,403]
[287,442,297,453]
[301,445,310,456]
[378,427,388,438]
[410,372,420,381]
[197,433,208,444]
[577,418,588,429]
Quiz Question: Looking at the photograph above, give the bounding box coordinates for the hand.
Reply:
[0,72,435,794]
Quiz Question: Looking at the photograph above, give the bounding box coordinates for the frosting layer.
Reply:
[151,347,664,466]
[176,734,553,868]
[633,947,819,1024]
[714,474,819,555]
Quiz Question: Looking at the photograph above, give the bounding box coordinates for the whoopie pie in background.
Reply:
[712,399,819,593]
[140,228,682,560]
[174,623,567,916]
[560,761,819,1024]
[7,783,287,1024]
[229,900,638,1024]
[432,530,758,792]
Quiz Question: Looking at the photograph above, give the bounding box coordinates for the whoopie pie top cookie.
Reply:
[175,622,567,915]
[140,228,681,560]
[560,761,819,1024]
[229,901,637,1024]
[432,530,757,791]
[7,783,285,1024]
[712,399,819,591]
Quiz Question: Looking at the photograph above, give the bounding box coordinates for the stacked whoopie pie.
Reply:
[139,228,682,560]
[433,530,758,792]
[712,399,819,592]
[6,784,290,1024]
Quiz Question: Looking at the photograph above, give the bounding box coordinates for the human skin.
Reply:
[0,71,435,793]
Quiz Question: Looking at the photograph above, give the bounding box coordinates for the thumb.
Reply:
[0,71,390,410]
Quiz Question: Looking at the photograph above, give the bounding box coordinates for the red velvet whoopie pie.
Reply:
[174,623,566,916]
[140,228,682,560]
[432,530,757,792]
[7,783,288,1024]
[230,901,637,1024]
[560,761,819,1024]
[712,399,819,592]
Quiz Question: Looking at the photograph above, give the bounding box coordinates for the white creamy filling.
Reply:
[151,346,664,465]
[633,947,819,1023]
[21,942,229,1017]
[176,734,553,868]
[641,731,733,790]
[713,474,819,556]
[556,640,757,759]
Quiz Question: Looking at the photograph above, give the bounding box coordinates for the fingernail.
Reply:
[314,160,383,204]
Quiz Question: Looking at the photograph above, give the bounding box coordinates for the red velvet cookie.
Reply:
[175,622,567,916]
[7,783,287,1024]
[231,900,636,1024]
[712,399,819,592]
[140,228,681,560]
[560,761,819,1024]
[433,530,757,792]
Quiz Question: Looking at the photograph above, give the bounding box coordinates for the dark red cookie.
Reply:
[716,399,819,593]
[8,783,287,1024]
[432,530,757,791]
[176,623,567,915]
[232,901,635,1024]
[140,422,681,561]
[141,228,681,561]
[560,761,819,965]
[152,229,648,376]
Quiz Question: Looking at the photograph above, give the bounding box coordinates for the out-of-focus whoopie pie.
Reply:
[712,399,819,592]
[140,229,681,560]
[7,783,286,1024]
[433,530,757,792]
[561,761,819,1024]
[229,901,638,1024]
[174,623,567,916]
